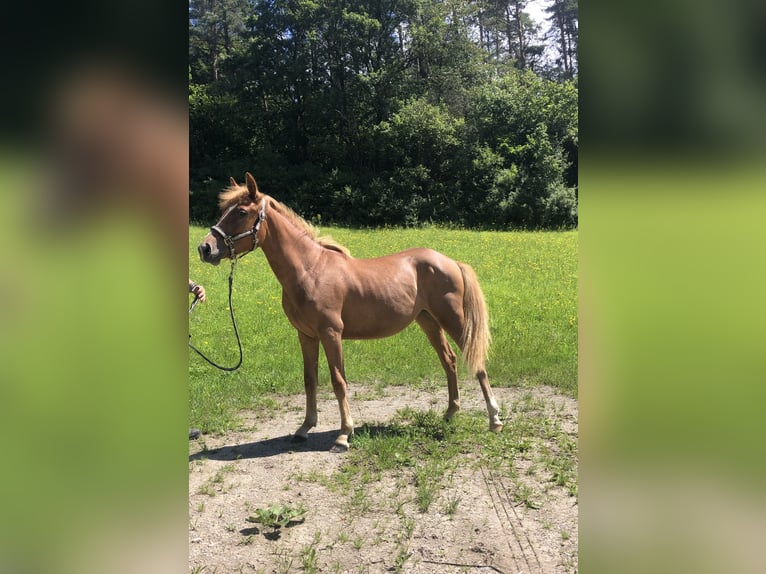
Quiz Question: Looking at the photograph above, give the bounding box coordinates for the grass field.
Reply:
[189,226,577,432]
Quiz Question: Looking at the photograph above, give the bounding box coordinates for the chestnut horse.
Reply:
[198,173,503,451]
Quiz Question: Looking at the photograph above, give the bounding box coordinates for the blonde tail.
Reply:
[458,262,491,374]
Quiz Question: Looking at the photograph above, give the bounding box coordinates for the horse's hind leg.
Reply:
[416,312,460,420]
[294,331,319,441]
[431,306,503,433]
[476,367,503,432]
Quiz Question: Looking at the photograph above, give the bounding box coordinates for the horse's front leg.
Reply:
[320,327,354,452]
[293,331,319,441]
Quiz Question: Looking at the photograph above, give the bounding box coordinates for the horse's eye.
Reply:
[238,209,247,217]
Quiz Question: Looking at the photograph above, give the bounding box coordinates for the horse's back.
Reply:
[361,246,459,271]
[350,247,462,290]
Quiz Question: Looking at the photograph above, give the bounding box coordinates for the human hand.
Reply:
[189,281,206,302]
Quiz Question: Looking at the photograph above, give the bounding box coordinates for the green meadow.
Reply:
[189,226,577,432]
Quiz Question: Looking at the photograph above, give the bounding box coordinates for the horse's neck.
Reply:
[259,207,322,288]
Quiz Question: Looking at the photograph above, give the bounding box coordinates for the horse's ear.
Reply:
[245,172,260,201]
[229,177,238,187]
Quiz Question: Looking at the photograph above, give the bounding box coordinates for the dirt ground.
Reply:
[189,383,578,573]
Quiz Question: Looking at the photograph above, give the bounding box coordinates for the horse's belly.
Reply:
[342,323,411,340]
[341,320,412,340]
[340,303,416,340]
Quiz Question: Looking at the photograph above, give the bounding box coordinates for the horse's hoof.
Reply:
[329,443,349,454]
[292,434,308,443]
[489,423,503,433]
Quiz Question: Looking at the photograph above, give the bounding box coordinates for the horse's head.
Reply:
[198,173,267,265]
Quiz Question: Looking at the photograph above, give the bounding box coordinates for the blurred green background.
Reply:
[581,1,766,571]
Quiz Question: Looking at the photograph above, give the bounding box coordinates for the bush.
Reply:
[543,184,578,229]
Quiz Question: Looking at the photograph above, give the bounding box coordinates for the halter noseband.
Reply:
[210,200,267,259]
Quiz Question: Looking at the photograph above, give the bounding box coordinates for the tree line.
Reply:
[190,0,578,229]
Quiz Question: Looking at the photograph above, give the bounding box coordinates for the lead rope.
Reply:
[188,201,266,372]
[188,254,243,371]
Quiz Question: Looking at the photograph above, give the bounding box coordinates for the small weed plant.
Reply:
[300,545,318,574]
[247,503,307,530]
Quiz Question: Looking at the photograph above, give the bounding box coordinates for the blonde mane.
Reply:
[218,184,350,256]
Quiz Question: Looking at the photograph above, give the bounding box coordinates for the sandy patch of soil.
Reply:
[189,383,577,573]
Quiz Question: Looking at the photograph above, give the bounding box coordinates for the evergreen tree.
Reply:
[189,0,578,229]
[545,0,578,79]
[189,0,250,83]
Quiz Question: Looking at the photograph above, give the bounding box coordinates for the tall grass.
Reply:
[189,226,576,431]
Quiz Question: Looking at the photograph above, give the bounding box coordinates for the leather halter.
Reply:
[210,200,267,259]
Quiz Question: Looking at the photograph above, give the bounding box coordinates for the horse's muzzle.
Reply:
[198,242,220,265]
